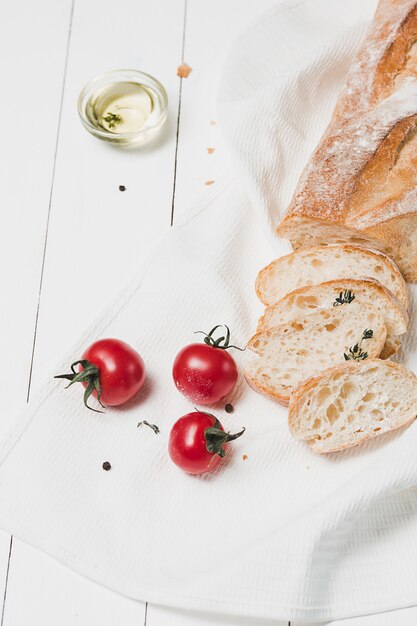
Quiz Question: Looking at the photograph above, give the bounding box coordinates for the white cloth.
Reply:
[2,0,417,622]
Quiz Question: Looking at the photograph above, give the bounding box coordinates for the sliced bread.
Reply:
[256,244,408,309]
[245,302,386,406]
[257,278,407,337]
[257,278,408,359]
[289,359,417,453]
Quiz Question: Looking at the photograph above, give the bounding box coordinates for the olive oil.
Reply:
[78,70,168,146]
[86,81,156,134]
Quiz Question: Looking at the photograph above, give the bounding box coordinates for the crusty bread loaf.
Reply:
[331,0,417,128]
[245,303,386,406]
[256,245,408,309]
[276,1,417,281]
[289,359,417,453]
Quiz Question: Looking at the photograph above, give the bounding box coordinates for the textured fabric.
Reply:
[2,0,417,621]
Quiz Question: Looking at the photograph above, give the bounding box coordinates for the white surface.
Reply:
[1,0,417,624]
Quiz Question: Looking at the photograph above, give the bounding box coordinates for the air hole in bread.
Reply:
[311,259,322,268]
[362,392,375,402]
[374,265,383,273]
[295,295,319,308]
[325,323,337,332]
[313,418,321,430]
[297,349,307,357]
[348,414,357,423]
[326,404,338,424]
[355,428,364,433]
[373,427,382,432]
[317,386,331,402]
[340,381,356,398]
[290,322,304,331]
[371,409,384,420]
[325,433,332,439]
[252,340,260,349]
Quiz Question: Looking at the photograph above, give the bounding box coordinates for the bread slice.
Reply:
[289,359,417,453]
[245,303,386,406]
[258,278,407,336]
[257,278,408,359]
[256,244,408,309]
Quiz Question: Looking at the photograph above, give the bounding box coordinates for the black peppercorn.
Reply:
[225,403,234,413]
[119,185,126,192]
[102,461,111,471]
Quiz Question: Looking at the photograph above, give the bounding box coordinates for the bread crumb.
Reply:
[205,180,215,186]
[242,454,248,461]
[177,63,192,78]
[207,147,215,154]
[210,120,216,125]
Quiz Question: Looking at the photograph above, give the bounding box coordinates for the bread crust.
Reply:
[331,0,417,127]
[276,1,417,281]
[244,369,290,407]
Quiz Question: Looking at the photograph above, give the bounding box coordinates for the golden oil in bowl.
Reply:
[78,70,168,147]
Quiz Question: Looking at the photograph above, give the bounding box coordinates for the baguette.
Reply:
[331,0,417,127]
[289,359,417,453]
[276,0,417,281]
[245,303,386,406]
[256,244,408,309]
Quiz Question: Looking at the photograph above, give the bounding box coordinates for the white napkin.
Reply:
[2,0,417,622]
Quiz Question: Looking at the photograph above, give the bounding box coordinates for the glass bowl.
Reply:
[77,69,168,147]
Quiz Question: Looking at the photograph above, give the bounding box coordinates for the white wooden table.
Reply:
[1,1,417,624]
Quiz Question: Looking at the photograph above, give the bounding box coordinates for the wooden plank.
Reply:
[28,0,185,393]
[145,2,290,626]
[0,0,73,430]
[1,0,183,624]
[172,0,280,221]
[1,540,145,626]
[0,0,74,622]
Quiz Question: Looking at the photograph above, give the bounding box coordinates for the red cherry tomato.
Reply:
[55,338,145,410]
[172,325,240,405]
[168,410,245,475]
